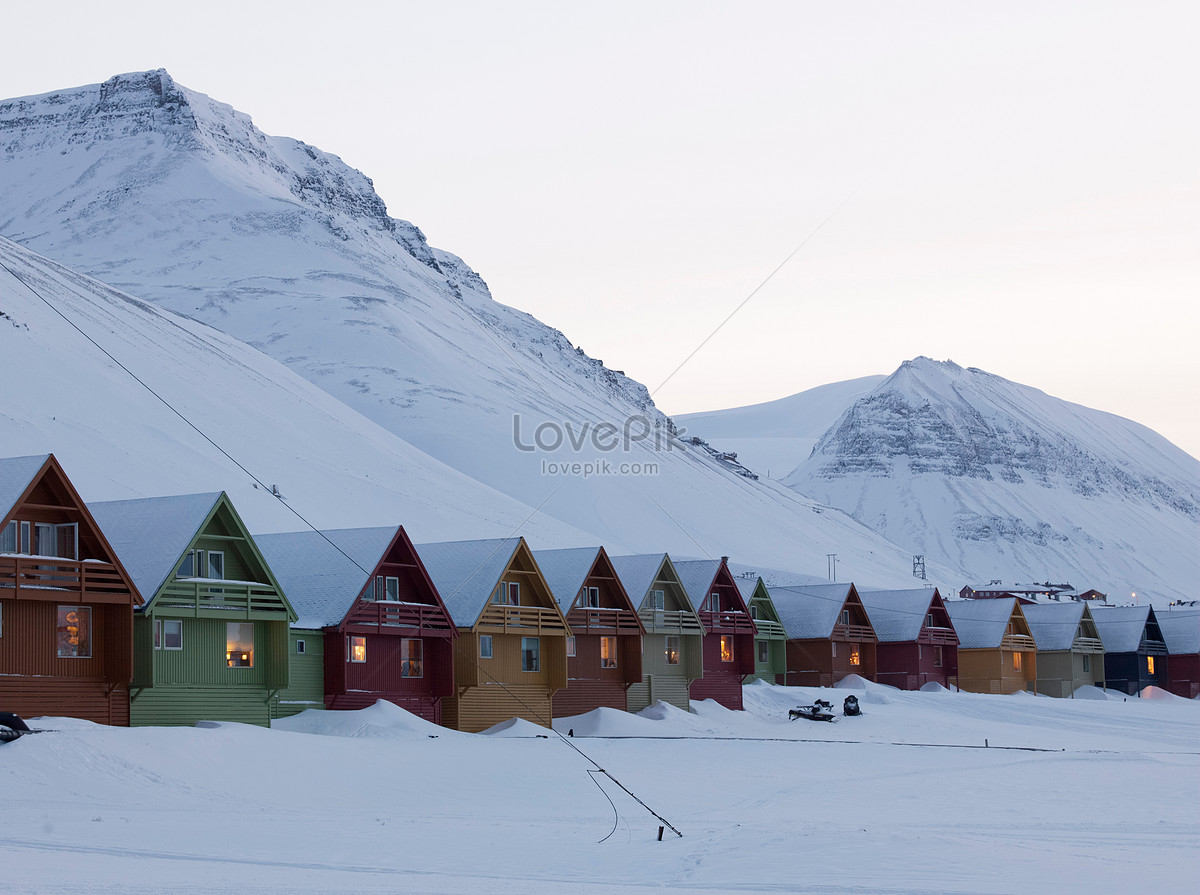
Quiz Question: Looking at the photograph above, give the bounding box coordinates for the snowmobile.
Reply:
[0,712,37,745]
[789,699,837,723]
[842,695,862,716]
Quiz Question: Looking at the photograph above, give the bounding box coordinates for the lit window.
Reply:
[933,645,943,668]
[664,635,680,665]
[154,619,183,650]
[1147,656,1155,675]
[566,635,576,657]
[521,637,540,672]
[401,639,423,677]
[348,635,366,664]
[720,635,734,663]
[850,645,861,666]
[600,636,617,668]
[649,589,665,611]
[1012,651,1022,672]
[56,606,92,658]
[227,623,254,667]
[480,635,493,658]
[757,640,768,664]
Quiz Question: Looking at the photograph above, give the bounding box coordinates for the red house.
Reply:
[858,587,959,690]
[257,525,457,722]
[1,454,142,725]
[770,583,878,687]
[533,546,644,718]
[674,557,756,709]
[1157,608,1199,698]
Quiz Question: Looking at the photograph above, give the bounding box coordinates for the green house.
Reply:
[737,576,787,684]
[89,492,296,726]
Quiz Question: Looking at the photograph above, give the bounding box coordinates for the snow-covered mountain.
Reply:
[674,375,885,478]
[780,358,1200,603]
[0,71,948,588]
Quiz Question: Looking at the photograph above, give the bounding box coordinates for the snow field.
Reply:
[1,682,1196,894]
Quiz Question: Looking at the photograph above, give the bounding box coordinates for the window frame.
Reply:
[566,635,576,657]
[664,634,681,666]
[56,605,92,659]
[226,622,255,667]
[584,586,600,609]
[757,639,769,665]
[296,639,306,655]
[521,636,540,672]
[479,634,493,659]
[600,635,617,669]
[154,618,183,651]
[400,638,423,678]
[347,635,367,664]
[384,576,400,602]
[720,634,735,663]
[649,589,665,611]
[206,550,225,580]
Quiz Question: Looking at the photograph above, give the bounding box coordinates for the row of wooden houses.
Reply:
[3,455,1197,734]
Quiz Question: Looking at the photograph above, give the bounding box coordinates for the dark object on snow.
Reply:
[0,712,33,744]
[789,699,837,723]
[843,695,862,716]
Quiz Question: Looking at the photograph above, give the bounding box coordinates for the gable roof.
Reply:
[858,587,943,642]
[1156,609,1200,655]
[944,598,1024,649]
[610,553,670,600]
[256,526,401,629]
[416,537,524,627]
[1090,605,1161,653]
[532,546,604,615]
[768,583,857,639]
[0,454,53,523]
[673,559,721,606]
[1022,602,1089,652]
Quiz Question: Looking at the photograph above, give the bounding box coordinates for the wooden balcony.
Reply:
[639,608,705,635]
[921,625,959,645]
[833,622,877,642]
[1001,633,1036,651]
[344,600,456,636]
[478,604,569,634]
[155,579,292,620]
[566,606,643,634]
[0,555,135,604]
[751,618,787,640]
[1072,636,1105,654]
[700,609,757,635]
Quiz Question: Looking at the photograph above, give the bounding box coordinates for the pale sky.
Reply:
[4,1,1198,457]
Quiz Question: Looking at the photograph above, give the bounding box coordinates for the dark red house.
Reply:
[1157,609,1199,699]
[258,525,457,722]
[770,583,878,687]
[858,587,958,690]
[674,558,756,709]
[533,546,644,718]
[0,454,142,725]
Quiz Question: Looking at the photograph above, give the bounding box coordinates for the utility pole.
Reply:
[827,553,837,582]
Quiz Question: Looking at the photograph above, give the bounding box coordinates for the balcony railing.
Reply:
[0,555,135,603]
[699,608,757,635]
[156,579,291,619]
[478,604,569,634]
[1072,636,1105,654]
[568,607,643,634]
[1001,633,1036,651]
[921,625,959,645]
[345,599,456,635]
[833,622,877,642]
[751,618,787,639]
[639,608,705,635]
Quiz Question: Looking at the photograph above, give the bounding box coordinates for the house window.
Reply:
[1,520,15,553]
[347,635,366,663]
[1146,656,1155,675]
[33,523,78,559]
[927,613,935,628]
[831,642,837,658]
[720,635,734,663]
[566,635,576,657]
[600,636,617,668]
[0,602,3,637]
[1081,654,1089,672]
[1012,651,1022,672]
[207,551,224,579]
[649,589,665,611]
[840,609,850,626]
[226,623,255,667]
[493,581,519,605]
[296,639,306,655]
[749,605,758,620]
[664,635,681,665]
[933,645,943,668]
[521,637,540,672]
[850,645,861,666]
[178,550,200,578]
[587,586,600,608]
[708,593,720,612]
[757,640,768,664]
[56,606,92,658]
[385,576,400,601]
[479,635,493,659]
[401,639,423,677]
[154,619,183,650]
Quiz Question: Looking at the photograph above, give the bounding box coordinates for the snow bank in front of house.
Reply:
[1140,685,1185,701]
[551,707,664,737]
[1071,685,1118,700]
[270,699,455,738]
[478,717,553,737]
[919,681,952,694]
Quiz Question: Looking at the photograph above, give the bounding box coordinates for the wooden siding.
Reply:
[0,599,132,686]
[1103,648,1168,695]
[876,641,959,690]
[276,630,325,717]
[1034,648,1106,698]
[1165,654,1199,699]
[957,647,1038,694]
[324,629,454,714]
[690,630,754,709]
[455,629,566,692]
[626,631,701,712]
[131,686,279,727]
[553,679,627,718]
[784,636,877,688]
[0,679,129,726]
[443,682,553,733]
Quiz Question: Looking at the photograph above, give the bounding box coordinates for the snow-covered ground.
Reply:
[3,682,1195,894]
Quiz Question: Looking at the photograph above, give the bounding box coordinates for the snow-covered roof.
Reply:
[532,546,602,614]
[610,553,671,604]
[0,454,51,521]
[256,526,399,629]
[1090,605,1159,653]
[944,598,1020,649]
[89,493,224,601]
[673,559,720,605]
[416,537,522,627]
[735,577,760,602]
[1156,609,1200,655]
[768,583,854,639]
[1022,602,1088,652]
[857,587,941,642]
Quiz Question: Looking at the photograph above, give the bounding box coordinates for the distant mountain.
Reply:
[0,72,945,587]
[782,358,1200,603]
[674,375,885,478]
